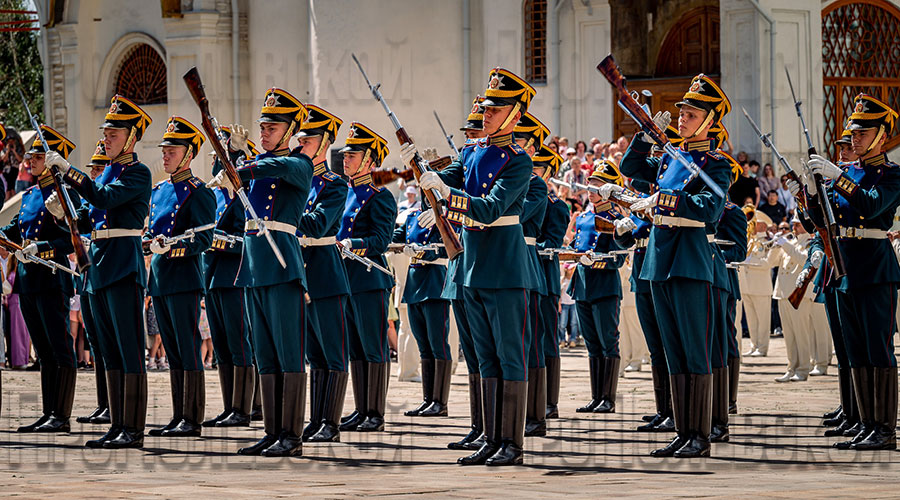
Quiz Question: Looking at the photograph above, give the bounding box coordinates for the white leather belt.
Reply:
[524,236,537,246]
[298,236,336,247]
[245,220,298,235]
[91,228,142,240]
[634,238,648,249]
[469,215,519,229]
[411,258,448,266]
[838,227,888,239]
[653,214,705,228]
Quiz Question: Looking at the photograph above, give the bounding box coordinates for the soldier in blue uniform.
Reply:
[209,88,313,457]
[143,117,216,438]
[3,126,78,434]
[54,95,153,449]
[334,123,397,433]
[201,126,259,428]
[420,67,538,466]
[394,204,451,418]
[795,94,900,450]
[75,141,113,426]
[570,163,626,416]
[445,96,488,451]
[619,75,733,458]
[292,105,352,443]
[532,145,567,422]
[512,112,550,437]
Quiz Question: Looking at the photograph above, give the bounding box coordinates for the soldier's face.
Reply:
[103,128,128,158]
[534,166,546,179]
[297,136,323,158]
[161,145,190,174]
[483,106,518,135]
[678,106,709,138]
[851,128,882,156]
[838,143,857,163]
[342,150,369,177]
[89,165,105,180]
[30,153,46,176]
[259,122,289,151]
[465,129,486,140]
[587,179,603,204]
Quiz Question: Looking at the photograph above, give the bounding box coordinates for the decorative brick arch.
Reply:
[94,32,167,108]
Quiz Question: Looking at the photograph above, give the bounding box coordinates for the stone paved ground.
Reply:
[1,336,898,499]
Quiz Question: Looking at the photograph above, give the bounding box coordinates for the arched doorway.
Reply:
[822,0,900,156]
[613,5,720,139]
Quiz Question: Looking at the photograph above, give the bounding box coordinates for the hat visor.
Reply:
[99,120,131,130]
[847,120,878,131]
[338,144,367,154]
[835,137,852,145]
[257,113,293,124]
[675,99,713,113]
[293,129,324,138]
[26,146,44,156]
[481,97,516,108]
[158,139,190,149]
[460,121,483,131]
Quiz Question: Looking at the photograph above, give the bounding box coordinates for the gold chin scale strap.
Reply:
[685,110,715,140]
[124,127,138,153]
[495,103,521,135]
[864,126,886,156]
[314,132,330,159]
[277,121,296,150]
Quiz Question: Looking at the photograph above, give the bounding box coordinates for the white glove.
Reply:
[44,151,69,170]
[339,238,353,249]
[795,267,811,289]
[419,171,450,199]
[799,159,819,197]
[598,183,624,201]
[44,191,64,219]
[417,209,436,229]
[579,254,594,266]
[809,249,824,268]
[630,192,659,213]
[785,178,803,198]
[149,238,171,255]
[1,280,11,296]
[402,245,418,257]
[773,236,788,247]
[15,242,37,262]
[615,217,637,236]
[808,154,842,181]
[228,124,250,155]
[207,170,235,197]
[400,143,419,168]
[652,110,672,133]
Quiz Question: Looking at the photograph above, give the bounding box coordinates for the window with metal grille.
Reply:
[524,0,547,84]
[115,44,168,105]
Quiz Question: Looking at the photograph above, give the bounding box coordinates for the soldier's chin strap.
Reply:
[684,109,714,140]
[276,121,296,150]
[492,103,521,136]
[124,127,138,154]
[314,132,330,159]
[175,147,192,171]
[863,126,886,156]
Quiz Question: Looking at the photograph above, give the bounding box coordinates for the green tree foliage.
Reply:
[0,0,44,131]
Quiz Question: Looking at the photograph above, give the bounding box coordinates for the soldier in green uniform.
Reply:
[209,88,313,457]
[144,117,216,438]
[512,112,550,437]
[335,123,396,433]
[419,67,538,466]
[619,75,733,458]
[445,96,488,451]
[54,95,153,448]
[75,141,113,426]
[794,94,900,450]
[532,145,566,421]
[3,126,78,434]
[201,127,258,428]
[570,163,626,416]
[293,105,352,443]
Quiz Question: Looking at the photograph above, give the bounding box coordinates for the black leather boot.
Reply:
[217,365,254,427]
[449,373,483,450]
[36,366,77,432]
[674,373,712,457]
[309,370,348,442]
[852,366,897,450]
[405,359,434,417]
[18,363,56,432]
[104,372,147,449]
[238,373,282,455]
[545,357,560,419]
[163,370,204,437]
[651,374,690,457]
[836,367,873,449]
[825,367,851,426]
[302,368,326,440]
[459,377,501,465]
[203,362,233,427]
[357,362,389,431]
[250,366,263,421]
[78,355,109,424]
[638,365,672,431]
[340,360,367,430]
[727,357,740,415]
[486,380,527,466]
[149,369,183,436]
[823,404,842,421]
[86,369,123,448]
[524,367,547,436]
[262,372,306,457]
[420,359,452,417]
[593,357,619,413]
[576,357,603,412]
[709,366,730,443]
[825,367,855,435]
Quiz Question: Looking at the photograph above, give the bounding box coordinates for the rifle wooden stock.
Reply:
[556,252,587,262]
[0,236,23,252]
[594,216,616,233]
[597,55,668,145]
[788,269,814,309]
[50,171,91,272]
[372,168,415,187]
[806,147,846,280]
